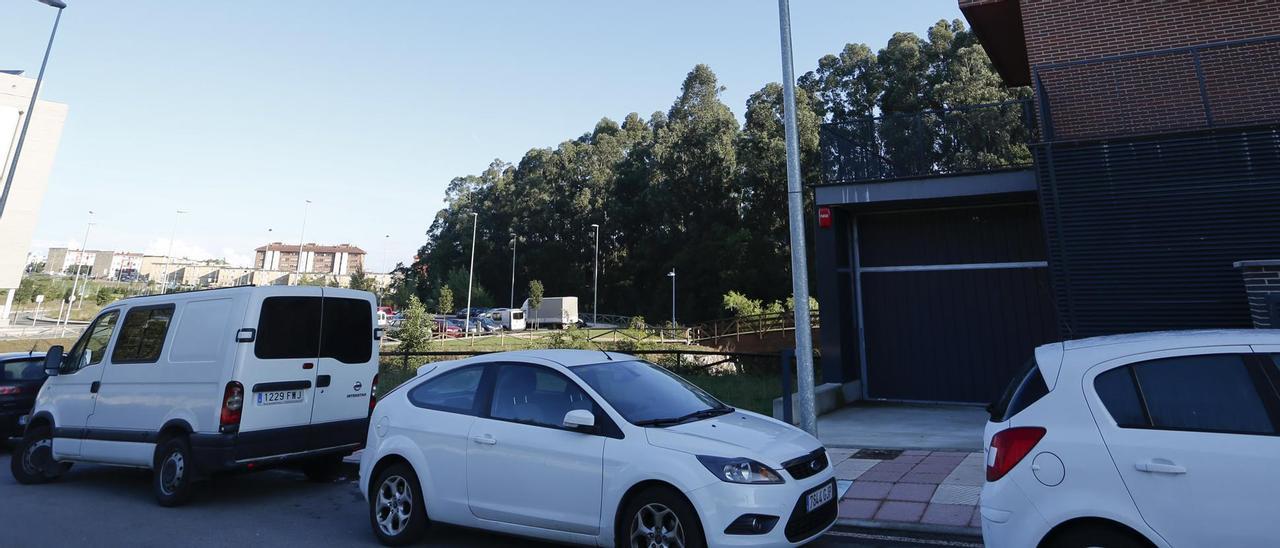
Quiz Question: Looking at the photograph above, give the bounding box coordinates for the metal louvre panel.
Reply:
[1036,125,1280,338]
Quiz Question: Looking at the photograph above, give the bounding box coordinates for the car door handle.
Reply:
[90,381,100,394]
[316,375,331,388]
[1135,460,1186,475]
[470,435,497,446]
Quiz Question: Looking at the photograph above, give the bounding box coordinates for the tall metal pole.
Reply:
[778,0,819,435]
[509,235,517,310]
[591,223,599,327]
[464,212,478,335]
[159,209,186,293]
[295,200,311,282]
[63,215,93,334]
[668,269,676,327]
[0,3,64,219]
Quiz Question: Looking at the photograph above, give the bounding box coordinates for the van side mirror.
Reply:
[563,409,596,431]
[44,345,64,377]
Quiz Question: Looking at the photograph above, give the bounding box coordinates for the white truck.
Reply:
[520,296,579,329]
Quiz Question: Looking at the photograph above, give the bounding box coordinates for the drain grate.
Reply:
[851,448,903,460]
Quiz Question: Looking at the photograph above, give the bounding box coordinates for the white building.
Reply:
[0,72,68,325]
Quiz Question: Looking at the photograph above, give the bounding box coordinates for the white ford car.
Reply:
[359,350,837,547]
[982,330,1280,548]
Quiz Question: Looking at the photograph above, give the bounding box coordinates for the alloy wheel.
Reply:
[375,475,414,536]
[630,502,685,548]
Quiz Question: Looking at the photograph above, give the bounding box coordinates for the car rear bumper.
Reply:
[980,479,1050,548]
[687,470,837,547]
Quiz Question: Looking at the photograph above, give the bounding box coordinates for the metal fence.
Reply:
[819,99,1035,184]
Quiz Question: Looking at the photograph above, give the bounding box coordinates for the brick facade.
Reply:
[1236,261,1280,328]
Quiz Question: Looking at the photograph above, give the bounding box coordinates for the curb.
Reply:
[835,517,982,539]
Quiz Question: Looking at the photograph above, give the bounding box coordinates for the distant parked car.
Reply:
[982,330,1280,548]
[360,350,836,547]
[0,352,47,439]
[433,318,462,338]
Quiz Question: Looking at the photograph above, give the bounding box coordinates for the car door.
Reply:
[48,309,121,457]
[1086,346,1280,548]
[235,288,322,458]
[466,362,605,535]
[308,289,377,451]
[83,303,176,465]
[399,364,490,524]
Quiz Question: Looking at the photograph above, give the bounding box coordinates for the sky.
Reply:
[3,0,963,273]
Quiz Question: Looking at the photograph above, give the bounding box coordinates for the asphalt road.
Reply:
[0,442,980,548]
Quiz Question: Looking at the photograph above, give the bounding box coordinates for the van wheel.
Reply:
[10,425,70,484]
[617,486,705,548]
[153,436,195,507]
[302,455,344,482]
[370,463,429,546]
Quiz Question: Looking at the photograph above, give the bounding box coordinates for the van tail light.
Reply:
[369,374,380,415]
[220,381,244,433]
[987,426,1046,482]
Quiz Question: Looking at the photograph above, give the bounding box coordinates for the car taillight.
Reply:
[369,374,379,414]
[220,381,244,432]
[0,386,21,395]
[987,426,1046,482]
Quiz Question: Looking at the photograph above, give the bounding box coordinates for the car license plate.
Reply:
[256,390,304,406]
[806,482,834,513]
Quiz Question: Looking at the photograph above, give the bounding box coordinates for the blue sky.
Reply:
[3,0,962,272]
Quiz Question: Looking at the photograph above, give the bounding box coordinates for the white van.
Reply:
[488,307,526,331]
[9,285,380,506]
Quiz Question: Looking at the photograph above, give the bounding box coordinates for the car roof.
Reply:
[0,352,45,361]
[1040,329,1280,388]
[487,349,621,368]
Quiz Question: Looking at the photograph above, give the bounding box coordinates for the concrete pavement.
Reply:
[817,403,988,452]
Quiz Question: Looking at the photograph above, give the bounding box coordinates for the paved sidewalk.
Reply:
[831,448,984,533]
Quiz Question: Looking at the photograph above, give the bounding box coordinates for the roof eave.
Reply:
[959,0,1032,86]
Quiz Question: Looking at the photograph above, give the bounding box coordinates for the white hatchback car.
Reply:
[982,330,1280,548]
[360,350,836,547]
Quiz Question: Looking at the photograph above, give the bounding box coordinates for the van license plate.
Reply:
[805,483,834,513]
[257,390,304,406]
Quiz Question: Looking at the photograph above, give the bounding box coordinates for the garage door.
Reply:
[856,204,1059,404]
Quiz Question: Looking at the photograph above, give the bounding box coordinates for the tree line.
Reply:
[389,19,1029,323]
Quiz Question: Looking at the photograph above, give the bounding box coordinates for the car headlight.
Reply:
[696,455,784,484]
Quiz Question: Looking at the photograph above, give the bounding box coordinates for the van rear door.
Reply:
[308,288,377,451]
[235,287,322,458]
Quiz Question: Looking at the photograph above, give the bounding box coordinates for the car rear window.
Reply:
[989,358,1049,422]
[320,297,372,364]
[2,359,45,381]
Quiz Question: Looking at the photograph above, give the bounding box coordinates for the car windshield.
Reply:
[2,359,45,381]
[573,360,730,426]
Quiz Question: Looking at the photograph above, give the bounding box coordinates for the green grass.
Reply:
[0,337,77,354]
[682,373,779,416]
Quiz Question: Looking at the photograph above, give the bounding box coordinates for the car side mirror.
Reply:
[44,345,64,377]
[563,409,595,431]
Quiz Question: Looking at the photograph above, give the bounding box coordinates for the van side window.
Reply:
[63,311,120,373]
[255,297,322,360]
[321,297,373,364]
[112,305,175,364]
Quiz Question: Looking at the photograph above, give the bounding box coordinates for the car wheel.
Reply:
[369,463,429,546]
[153,436,195,507]
[1045,523,1150,548]
[618,486,705,548]
[302,455,344,482]
[10,425,70,484]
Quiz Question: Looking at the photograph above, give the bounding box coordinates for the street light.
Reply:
[63,210,92,333]
[159,209,187,293]
[667,268,676,327]
[464,212,478,335]
[0,0,66,219]
[509,235,517,310]
[590,223,599,327]
[295,200,311,282]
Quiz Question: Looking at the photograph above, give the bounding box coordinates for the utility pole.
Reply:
[63,212,93,335]
[777,0,819,435]
[159,209,187,294]
[295,200,311,283]
[591,223,600,327]
[464,212,478,335]
[667,268,676,327]
[509,235,517,310]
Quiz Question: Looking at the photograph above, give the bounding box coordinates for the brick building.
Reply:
[811,0,1280,403]
[255,242,366,275]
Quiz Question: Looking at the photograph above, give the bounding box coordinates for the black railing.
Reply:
[1033,35,1280,142]
[818,99,1035,184]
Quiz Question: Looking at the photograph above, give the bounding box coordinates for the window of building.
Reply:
[112,305,175,364]
[255,296,322,360]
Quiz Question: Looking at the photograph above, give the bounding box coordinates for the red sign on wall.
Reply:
[817,207,832,229]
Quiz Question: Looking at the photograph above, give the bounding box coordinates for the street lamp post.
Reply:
[464,212,478,335]
[509,235,517,310]
[159,209,187,294]
[590,223,599,327]
[777,0,819,435]
[295,200,311,283]
[667,268,676,327]
[63,211,93,334]
[0,0,67,220]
